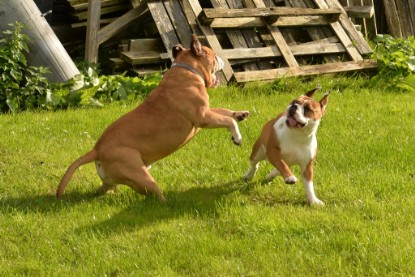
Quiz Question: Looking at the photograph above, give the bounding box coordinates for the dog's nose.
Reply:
[288,105,297,115]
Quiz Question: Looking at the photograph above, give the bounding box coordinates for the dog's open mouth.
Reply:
[210,74,220,88]
[286,116,306,128]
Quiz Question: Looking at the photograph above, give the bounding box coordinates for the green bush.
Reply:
[371,34,415,91]
[0,22,51,113]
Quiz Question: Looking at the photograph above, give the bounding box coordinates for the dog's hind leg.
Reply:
[126,166,166,203]
[243,139,265,181]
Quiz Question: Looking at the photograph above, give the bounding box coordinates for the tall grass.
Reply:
[0,75,414,276]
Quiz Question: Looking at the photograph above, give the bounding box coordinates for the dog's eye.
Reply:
[304,106,312,113]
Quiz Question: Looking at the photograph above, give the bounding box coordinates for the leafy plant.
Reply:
[0,22,51,113]
[371,34,415,91]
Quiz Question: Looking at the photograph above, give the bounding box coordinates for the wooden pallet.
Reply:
[85,0,377,83]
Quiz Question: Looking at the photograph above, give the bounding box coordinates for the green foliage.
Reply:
[0,23,162,114]
[50,64,162,110]
[0,22,51,113]
[371,34,415,91]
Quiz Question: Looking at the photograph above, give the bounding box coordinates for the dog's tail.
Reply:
[56,149,98,198]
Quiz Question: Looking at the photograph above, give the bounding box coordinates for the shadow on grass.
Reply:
[0,191,99,214]
[0,180,246,233]
[81,179,246,235]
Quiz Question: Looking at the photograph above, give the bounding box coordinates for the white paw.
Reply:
[285,175,298,184]
[308,198,325,206]
[232,135,242,146]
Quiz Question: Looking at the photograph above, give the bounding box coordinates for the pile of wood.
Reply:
[66,0,378,83]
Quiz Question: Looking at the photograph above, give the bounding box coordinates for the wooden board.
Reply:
[233,60,377,82]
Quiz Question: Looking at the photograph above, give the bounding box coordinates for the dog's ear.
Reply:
[320,92,330,114]
[305,85,322,98]
[172,44,185,59]
[190,34,204,57]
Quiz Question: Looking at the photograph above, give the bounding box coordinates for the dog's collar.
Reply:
[171,62,206,86]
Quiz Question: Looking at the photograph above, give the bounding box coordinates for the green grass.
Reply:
[1,75,415,276]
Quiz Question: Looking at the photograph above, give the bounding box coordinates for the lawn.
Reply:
[0,75,414,276]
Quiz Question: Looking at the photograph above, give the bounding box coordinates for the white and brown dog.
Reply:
[243,88,329,206]
[57,34,249,202]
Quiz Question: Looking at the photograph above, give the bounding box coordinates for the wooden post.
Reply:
[0,0,80,82]
[85,0,101,63]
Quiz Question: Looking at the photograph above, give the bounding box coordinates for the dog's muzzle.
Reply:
[214,55,224,72]
[286,104,307,128]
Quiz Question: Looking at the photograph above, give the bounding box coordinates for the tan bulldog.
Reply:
[57,34,249,202]
[243,88,329,206]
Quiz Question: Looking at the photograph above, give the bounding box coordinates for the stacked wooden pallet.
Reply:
[68,0,130,27]
[86,0,377,83]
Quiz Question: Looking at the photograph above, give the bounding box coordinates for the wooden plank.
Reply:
[282,0,338,65]
[187,0,234,81]
[178,0,226,82]
[163,0,193,47]
[85,0,101,63]
[381,0,402,37]
[207,15,329,28]
[72,4,128,21]
[228,0,273,70]
[324,0,372,54]
[410,0,415,36]
[222,42,345,59]
[121,51,169,65]
[313,0,363,61]
[147,0,180,59]
[129,38,163,51]
[97,3,149,45]
[70,0,125,11]
[343,5,374,18]
[362,0,377,38]
[200,7,341,21]
[251,0,298,68]
[211,0,258,71]
[233,60,378,82]
[395,0,414,37]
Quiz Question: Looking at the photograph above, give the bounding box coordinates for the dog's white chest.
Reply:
[273,117,317,167]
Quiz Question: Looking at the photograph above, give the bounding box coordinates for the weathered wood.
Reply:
[0,0,80,82]
[147,1,180,59]
[343,5,374,18]
[163,0,193,47]
[251,0,298,68]
[324,0,372,54]
[233,60,378,82]
[200,7,341,21]
[85,0,101,63]
[211,0,257,71]
[70,0,125,11]
[129,38,163,51]
[121,51,169,65]
[206,15,330,28]
[395,0,414,37]
[313,0,363,61]
[97,3,149,45]
[187,0,235,81]
[222,42,345,59]
[284,0,339,64]
[72,4,128,21]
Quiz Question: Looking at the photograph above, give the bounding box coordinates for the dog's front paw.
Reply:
[308,198,325,206]
[232,136,242,146]
[285,175,298,185]
[233,111,250,122]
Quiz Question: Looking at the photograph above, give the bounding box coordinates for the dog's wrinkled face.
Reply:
[286,88,329,129]
[172,35,224,88]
